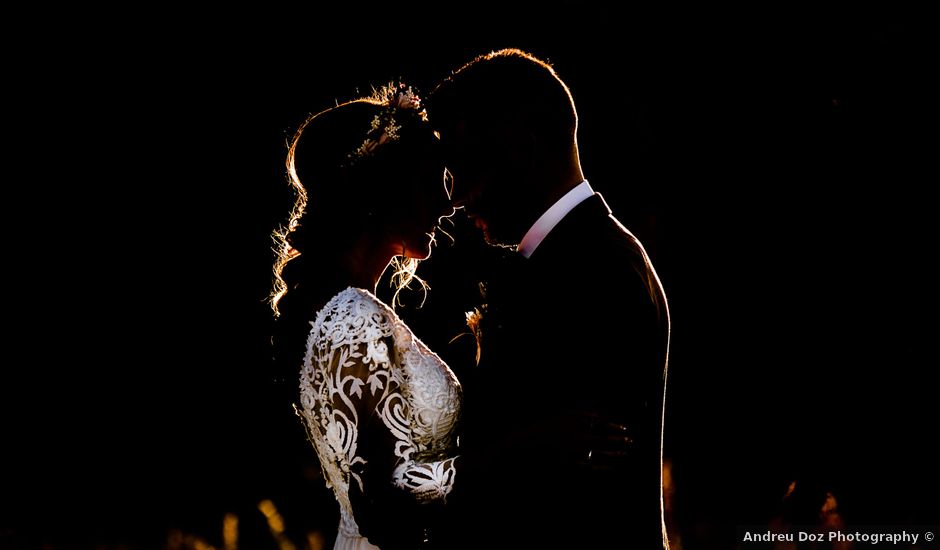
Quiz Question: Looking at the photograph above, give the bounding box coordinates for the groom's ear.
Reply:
[501,122,538,166]
[524,131,538,172]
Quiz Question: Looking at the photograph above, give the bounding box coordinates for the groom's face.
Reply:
[440,119,514,246]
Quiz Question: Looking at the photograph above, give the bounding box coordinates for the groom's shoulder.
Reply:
[528,192,659,282]
[567,196,651,266]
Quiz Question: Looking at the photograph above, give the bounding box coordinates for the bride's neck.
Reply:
[345,236,396,290]
[315,234,396,303]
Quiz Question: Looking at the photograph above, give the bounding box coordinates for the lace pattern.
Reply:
[299,287,461,538]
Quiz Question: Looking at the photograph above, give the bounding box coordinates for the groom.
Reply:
[428,49,670,548]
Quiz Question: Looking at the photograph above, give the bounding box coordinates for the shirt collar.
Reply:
[517,180,594,258]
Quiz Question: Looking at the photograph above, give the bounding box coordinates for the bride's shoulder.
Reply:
[317,287,399,323]
[339,287,393,310]
[310,287,400,349]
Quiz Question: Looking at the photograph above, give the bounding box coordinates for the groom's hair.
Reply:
[430,48,578,153]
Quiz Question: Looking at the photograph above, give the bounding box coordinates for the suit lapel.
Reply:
[525,193,611,267]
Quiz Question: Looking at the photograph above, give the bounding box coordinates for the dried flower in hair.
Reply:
[345,84,428,167]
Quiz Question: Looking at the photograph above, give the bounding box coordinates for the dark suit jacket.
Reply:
[439,193,670,549]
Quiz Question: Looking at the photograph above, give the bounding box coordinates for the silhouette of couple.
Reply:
[272,49,670,549]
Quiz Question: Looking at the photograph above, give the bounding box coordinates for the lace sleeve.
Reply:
[391,454,458,503]
[386,323,461,503]
[298,327,399,503]
[299,289,459,511]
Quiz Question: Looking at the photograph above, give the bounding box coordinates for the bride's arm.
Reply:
[322,331,458,546]
[341,337,459,500]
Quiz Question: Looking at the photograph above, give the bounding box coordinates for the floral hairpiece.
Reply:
[346,84,429,165]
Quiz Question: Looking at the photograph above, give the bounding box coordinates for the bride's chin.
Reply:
[405,247,432,261]
[403,237,433,260]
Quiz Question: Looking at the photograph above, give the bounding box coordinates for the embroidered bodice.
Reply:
[298,287,461,540]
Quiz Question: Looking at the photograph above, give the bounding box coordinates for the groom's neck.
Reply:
[516,154,585,239]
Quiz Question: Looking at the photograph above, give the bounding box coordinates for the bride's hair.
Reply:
[270,85,434,319]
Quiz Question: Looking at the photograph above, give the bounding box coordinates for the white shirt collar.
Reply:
[518,180,594,258]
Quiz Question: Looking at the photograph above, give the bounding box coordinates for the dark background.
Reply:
[4,4,936,549]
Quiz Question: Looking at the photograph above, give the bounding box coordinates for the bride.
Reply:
[270,85,461,549]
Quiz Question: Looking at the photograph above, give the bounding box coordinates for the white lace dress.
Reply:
[298,287,462,550]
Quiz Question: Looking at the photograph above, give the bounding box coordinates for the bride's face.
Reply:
[386,137,454,260]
